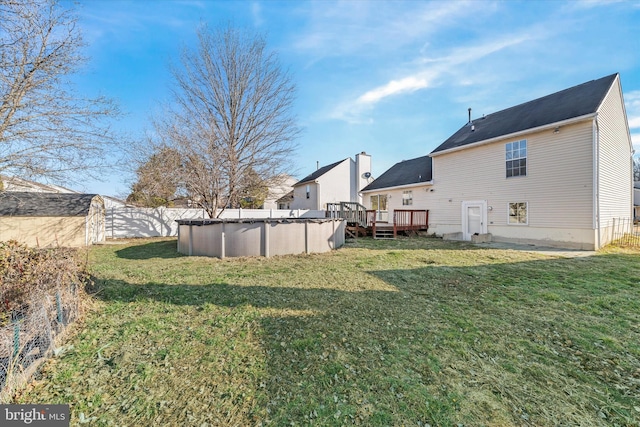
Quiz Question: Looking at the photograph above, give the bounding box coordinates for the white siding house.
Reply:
[262,175,297,210]
[291,152,372,210]
[0,175,78,193]
[363,74,633,250]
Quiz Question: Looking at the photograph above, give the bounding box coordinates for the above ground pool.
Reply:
[176,218,345,258]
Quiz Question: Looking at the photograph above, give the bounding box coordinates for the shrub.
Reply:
[0,241,88,325]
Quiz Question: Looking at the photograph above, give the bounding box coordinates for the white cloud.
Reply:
[632,133,640,152]
[331,32,533,122]
[571,0,627,9]
[252,2,264,27]
[357,76,431,105]
[292,1,472,59]
[626,91,640,129]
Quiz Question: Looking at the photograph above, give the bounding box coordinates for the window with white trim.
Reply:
[402,190,413,206]
[506,139,527,177]
[508,202,528,225]
[370,194,387,211]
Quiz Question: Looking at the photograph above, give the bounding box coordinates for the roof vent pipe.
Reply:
[316,161,319,171]
[468,108,472,124]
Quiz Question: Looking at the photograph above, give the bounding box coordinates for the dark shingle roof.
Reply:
[0,192,100,216]
[294,159,348,186]
[362,155,432,192]
[432,73,618,154]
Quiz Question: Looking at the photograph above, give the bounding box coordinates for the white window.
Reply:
[506,139,527,177]
[508,202,528,225]
[402,190,413,206]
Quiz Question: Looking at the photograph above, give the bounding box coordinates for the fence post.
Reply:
[263,221,270,258]
[56,291,64,325]
[612,217,616,243]
[13,319,19,361]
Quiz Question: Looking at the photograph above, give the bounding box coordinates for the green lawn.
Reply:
[13,237,640,426]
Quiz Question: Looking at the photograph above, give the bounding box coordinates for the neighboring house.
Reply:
[0,175,78,193]
[275,190,294,210]
[291,152,372,210]
[262,175,297,210]
[362,73,633,250]
[634,182,640,221]
[0,192,106,247]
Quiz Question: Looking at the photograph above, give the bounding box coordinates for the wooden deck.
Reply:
[328,203,429,239]
[368,209,429,239]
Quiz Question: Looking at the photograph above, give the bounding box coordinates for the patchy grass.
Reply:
[12,237,640,426]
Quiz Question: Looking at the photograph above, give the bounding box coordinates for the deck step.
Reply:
[374,228,395,240]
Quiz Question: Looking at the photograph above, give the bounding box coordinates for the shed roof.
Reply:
[0,192,101,217]
[431,73,618,154]
[362,155,432,192]
[294,159,348,186]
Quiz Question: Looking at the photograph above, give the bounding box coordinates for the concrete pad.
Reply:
[473,241,596,258]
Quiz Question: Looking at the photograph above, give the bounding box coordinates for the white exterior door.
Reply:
[461,200,487,240]
[370,194,388,222]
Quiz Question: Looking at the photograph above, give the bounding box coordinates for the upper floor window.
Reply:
[506,139,527,177]
[402,190,413,206]
[306,185,310,199]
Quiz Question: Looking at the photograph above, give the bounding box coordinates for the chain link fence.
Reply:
[0,242,88,402]
[0,285,82,402]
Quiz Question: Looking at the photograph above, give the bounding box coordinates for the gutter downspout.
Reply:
[315,181,321,211]
[593,116,601,250]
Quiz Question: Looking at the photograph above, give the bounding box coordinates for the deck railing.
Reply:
[365,209,428,238]
[366,210,377,236]
[393,209,429,236]
[326,202,368,228]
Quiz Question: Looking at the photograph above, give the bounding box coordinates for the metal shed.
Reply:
[0,192,105,247]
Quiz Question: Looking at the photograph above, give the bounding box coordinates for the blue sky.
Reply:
[64,0,640,197]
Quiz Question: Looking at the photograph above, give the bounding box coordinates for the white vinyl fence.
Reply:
[106,207,325,239]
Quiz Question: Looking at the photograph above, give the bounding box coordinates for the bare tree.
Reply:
[0,0,121,183]
[634,157,640,182]
[152,24,299,218]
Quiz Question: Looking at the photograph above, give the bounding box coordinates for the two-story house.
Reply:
[291,152,372,210]
[362,73,633,250]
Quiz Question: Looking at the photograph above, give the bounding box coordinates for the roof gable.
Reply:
[432,73,618,154]
[0,192,100,217]
[294,159,349,186]
[0,175,78,193]
[362,155,432,192]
